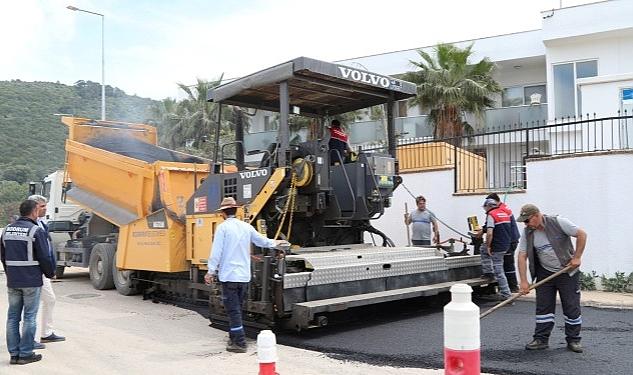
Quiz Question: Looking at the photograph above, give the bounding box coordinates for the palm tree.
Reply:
[402,43,501,139]
[172,77,226,152]
[147,98,179,147]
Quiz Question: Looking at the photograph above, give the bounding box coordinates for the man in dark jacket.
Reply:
[486,193,520,292]
[328,119,352,164]
[1,199,55,365]
[481,198,513,299]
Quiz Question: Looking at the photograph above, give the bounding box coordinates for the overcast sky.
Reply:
[1,0,596,100]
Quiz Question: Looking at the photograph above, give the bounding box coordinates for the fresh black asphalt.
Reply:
[275,296,633,375]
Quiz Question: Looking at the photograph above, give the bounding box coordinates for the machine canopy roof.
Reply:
[207,57,417,117]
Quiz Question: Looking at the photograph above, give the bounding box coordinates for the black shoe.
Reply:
[226,342,247,353]
[41,333,65,343]
[33,342,46,350]
[478,293,508,302]
[567,342,583,353]
[17,353,42,365]
[480,274,495,282]
[10,356,18,365]
[525,338,549,350]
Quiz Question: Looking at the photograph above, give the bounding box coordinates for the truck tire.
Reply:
[55,266,66,279]
[89,243,115,290]
[112,255,139,296]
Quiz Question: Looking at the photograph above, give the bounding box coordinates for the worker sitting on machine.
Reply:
[327,119,352,165]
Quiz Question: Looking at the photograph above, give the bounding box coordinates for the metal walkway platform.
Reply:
[288,277,492,329]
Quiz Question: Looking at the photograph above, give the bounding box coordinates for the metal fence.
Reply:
[361,113,633,193]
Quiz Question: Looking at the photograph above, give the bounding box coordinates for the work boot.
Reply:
[17,353,42,365]
[10,356,18,365]
[226,342,247,353]
[525,338,549,350]
[41,333,65,343]
[567,341,583,353]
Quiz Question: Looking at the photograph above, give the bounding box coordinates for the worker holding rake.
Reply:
[516,204,587,353]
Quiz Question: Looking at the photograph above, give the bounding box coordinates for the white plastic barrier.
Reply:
[257,330,278,375]
[444,283,480,375]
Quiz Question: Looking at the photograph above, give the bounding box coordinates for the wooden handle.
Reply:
[479,265,573,319]
[404,202,411,246]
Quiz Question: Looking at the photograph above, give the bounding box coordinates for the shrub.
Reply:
[579,271,597,291]
[600,272,633,293]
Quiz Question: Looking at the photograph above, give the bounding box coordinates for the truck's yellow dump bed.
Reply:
[62,117,218,272]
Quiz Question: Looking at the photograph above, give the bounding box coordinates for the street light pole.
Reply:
[67,5,106,120]
[100,14,105,121]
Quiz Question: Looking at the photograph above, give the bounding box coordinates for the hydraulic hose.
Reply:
[363,223,395,247]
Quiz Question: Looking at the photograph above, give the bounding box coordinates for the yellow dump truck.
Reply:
[56,57,489,330]
[61,117,214,293]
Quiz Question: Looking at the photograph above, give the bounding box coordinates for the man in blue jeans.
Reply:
[1,199,55,365]
[204,197,288,353]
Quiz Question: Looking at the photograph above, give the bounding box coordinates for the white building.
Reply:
[245,1,633,157]
[239,1,633,276]
[338,0,633,143]
[331,0,633,277]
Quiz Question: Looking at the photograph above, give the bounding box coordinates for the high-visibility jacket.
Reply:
[1,217,55,288]
[498,202,520,243]
[328,127,349,163]
[485,207,513,252]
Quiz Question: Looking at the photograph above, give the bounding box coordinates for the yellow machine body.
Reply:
[60,116,283,274]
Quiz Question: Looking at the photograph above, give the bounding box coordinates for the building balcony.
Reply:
[243,105,550,150]
[478,104,548,132]
[348,115,433,146]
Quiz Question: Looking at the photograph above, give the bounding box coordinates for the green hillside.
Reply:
[0,80,159,182]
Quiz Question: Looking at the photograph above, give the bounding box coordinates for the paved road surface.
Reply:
[276,295,633,375]
[0,270,447,374]
[3,269,629,375]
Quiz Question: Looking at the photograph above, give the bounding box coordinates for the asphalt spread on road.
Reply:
[274,296,633,375]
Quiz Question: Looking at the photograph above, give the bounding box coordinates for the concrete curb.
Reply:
[516,290,633,310]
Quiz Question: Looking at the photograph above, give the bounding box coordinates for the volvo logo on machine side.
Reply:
[239,169,268,179]
[337,66,390,88]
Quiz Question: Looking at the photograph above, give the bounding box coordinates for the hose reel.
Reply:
[292,158,313,187]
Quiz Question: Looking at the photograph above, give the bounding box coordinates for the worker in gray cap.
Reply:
[516,204,587,353]
[479,198,513,300]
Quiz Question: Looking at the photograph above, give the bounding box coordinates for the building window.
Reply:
[524,85,547,105]
[502,87,523,107]
[622,88,633,113]
[621,88,633,148]
[502,84,547,107]
[576,60,598,79]
[397,100,408,117]
[553,60,597,118]
[264,115,278,131]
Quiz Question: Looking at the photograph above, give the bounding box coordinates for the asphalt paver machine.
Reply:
[205,57,489,330]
